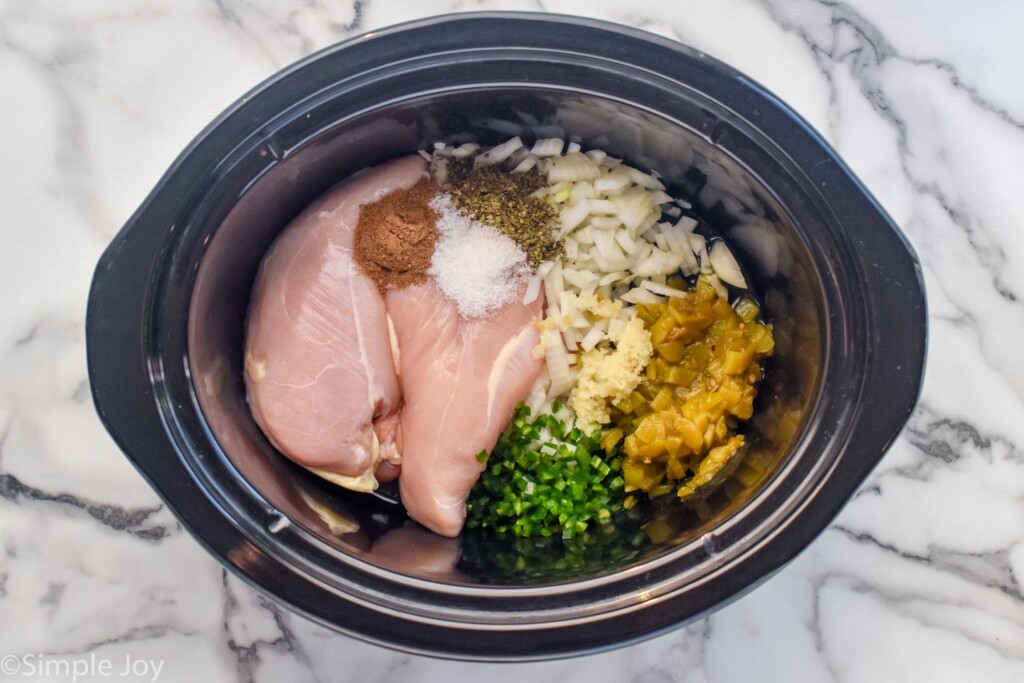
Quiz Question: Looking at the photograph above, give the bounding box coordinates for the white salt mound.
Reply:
[429,194,531,318]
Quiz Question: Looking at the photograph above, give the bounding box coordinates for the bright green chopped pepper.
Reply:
[465,403,625,539]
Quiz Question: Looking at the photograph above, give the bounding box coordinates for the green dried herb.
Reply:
[445,161,561,267]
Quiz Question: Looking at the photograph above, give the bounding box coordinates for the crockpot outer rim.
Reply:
[86,12,927,661]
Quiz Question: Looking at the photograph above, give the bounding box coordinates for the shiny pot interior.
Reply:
[87,13,926,660]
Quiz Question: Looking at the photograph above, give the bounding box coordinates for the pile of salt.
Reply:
[428,194,531,318]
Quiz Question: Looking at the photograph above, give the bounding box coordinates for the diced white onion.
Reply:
[705,272,729,300]
[614,230,639,254]
[546,152,601,182]
[688,233,712,274]
[594,174,630,194]
[545,332,575,397]
[650,190,673,205]
[451,142,480,159]
[475,136,522,166]
[579,326,605,351]
[563,327,579,351]
[522,275,542,305]
[559,201,592,236]
[511,155,538,174]
[620,288,666,305]
[627,166,666,190]
[564,237,579,259]
[675,216,698,233]
[589,215,622,230]
[708,241,748,288]
[562,268,599,288]
[640,280,687,298]
[531,137,565,157]
[586,198,617,214]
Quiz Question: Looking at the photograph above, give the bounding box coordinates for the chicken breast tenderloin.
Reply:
[244,155,428,491]
[387,281,545,537]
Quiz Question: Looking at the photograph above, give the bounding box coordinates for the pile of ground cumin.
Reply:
[353,178,439,292]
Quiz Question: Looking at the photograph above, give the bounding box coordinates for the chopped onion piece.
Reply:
[614,230,639,254]
[627,167,666,190]
[563,327,579,351]
[608,317,625,339]
[544,332,575,397]
[475,136,522,166]
[564,237,579,259]
[546,152,600,182]
[709,241,748,288]
[451,142,480,159]
[579,326,605,351]
[660,223,699,276]
[650,190,673,205]
[705,273,729,300]
[688,233,712,274]
[587,198,618,214]
[526,374,550,415]
[511,154,538,174]
[559,201,592,237]
[531,137,565,157]
[522,275,542,305]
[592,230,620,260]
[640,280,687,298]
[614,190,655,232]
[594,173,630,194]
[620,288,666,305]
[543,261,564,308]
[675,216,698,233]
[589,215,622,230]
[599,270,628,286]
[562,268,599,288]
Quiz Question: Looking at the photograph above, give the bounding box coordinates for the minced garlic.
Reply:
[569,316,653,433]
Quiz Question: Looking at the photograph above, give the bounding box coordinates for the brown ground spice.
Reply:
[353,178,439,292]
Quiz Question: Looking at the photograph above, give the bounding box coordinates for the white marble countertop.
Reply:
[2,0,1023,681]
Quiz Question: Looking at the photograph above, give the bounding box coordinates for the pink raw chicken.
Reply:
[244,156,428,490]
[387,281,545,537]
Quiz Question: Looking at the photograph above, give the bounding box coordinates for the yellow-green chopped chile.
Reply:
[466,404,625,539]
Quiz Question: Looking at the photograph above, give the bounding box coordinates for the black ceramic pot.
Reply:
[86,13,926,661]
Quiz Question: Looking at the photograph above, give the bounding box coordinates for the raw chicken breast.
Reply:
[387,281,544,536]
[244,156,427,491]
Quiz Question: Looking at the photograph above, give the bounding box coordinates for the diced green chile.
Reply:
[465,404,625,538]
